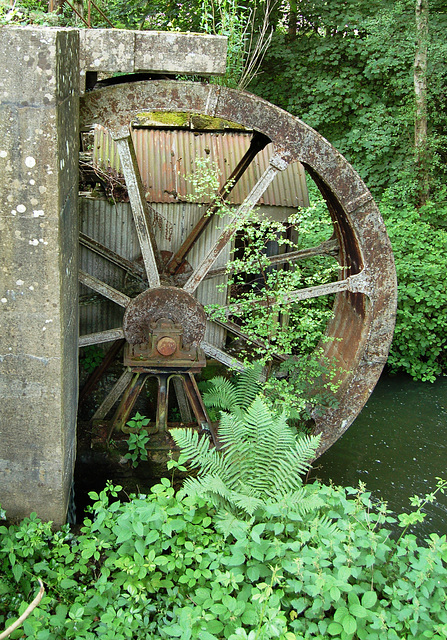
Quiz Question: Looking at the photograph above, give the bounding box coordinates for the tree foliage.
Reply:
[252,0,447,195]
[379,183,447,381]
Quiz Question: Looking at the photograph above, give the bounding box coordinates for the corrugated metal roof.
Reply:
[93,126,309,208]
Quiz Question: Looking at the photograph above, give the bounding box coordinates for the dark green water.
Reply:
[315,374,447,538]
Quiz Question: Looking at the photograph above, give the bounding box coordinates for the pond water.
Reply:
[315,374,447,539]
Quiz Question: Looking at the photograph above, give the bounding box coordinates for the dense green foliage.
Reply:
[1,478,447,639]
[252,0,447,195]
[379,184,447,381]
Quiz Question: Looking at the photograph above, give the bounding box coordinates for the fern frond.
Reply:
[202,376,239,413]
[214,510,253,539]
[232,363,264,410]
[175,395,320,520]
[229,492,264,516]
[170,428,223,476]
[182,473,233,512]
[202,363,263,415]
[239,398,309,498]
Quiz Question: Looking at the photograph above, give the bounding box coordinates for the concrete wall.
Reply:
[0,25,227,525]
[0,27,79,525]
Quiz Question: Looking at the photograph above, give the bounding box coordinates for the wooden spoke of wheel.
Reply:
[201,341,245,371]
[79,328,125,347]
[223,271,370,317]
[182,155,290,295]
[204,238,339,281]
[92,368,134,421]
[80,232,146,280]
[114,132,162,288]
[79,271,131,308]
[79,339,126,405]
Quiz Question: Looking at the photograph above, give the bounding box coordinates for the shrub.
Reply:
[379,184,447,381]
[1,479,447,639]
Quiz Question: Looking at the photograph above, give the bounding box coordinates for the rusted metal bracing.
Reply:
[80,232,146,280]
[204,238,339,280]
[166,131,270,275]
[181,373,218,447]
[114,134,162,288]
[172,377,194,423]
[105,369,214,441]
[80,80,397,456]
[111,372,148,434]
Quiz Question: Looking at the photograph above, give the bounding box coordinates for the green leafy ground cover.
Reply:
[1,391,446,640]
[1,479,447,639]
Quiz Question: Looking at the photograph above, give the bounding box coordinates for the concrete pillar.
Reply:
[0,27,79,525]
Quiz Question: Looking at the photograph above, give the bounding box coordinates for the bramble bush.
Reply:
[1,477,447,639]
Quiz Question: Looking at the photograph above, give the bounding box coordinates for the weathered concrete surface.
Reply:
[79,29,227,92]
[0,27,79,525]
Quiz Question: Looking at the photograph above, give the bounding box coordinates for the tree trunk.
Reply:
[414,0,429,206]
[48,0,64,11]
[288,0,297,39]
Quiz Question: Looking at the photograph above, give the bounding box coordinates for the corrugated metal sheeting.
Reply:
[80,198,229,347]
[79,199,139,337]
[81,126,309,349]
[92,126,309,208]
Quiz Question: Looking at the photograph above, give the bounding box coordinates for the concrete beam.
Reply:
[0,27,79,525]
[79,29,227,92]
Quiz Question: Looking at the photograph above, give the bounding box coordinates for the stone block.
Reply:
[79,28,227,77]
[79,28,135,73]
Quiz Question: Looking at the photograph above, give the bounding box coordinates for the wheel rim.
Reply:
[79,80,397,456]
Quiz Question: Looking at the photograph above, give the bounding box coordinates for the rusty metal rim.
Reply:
[80,80,397,456]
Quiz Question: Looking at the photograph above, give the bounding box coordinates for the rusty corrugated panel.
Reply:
[93,126,309,208]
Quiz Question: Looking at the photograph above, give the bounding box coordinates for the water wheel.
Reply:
[79,80,397,456]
